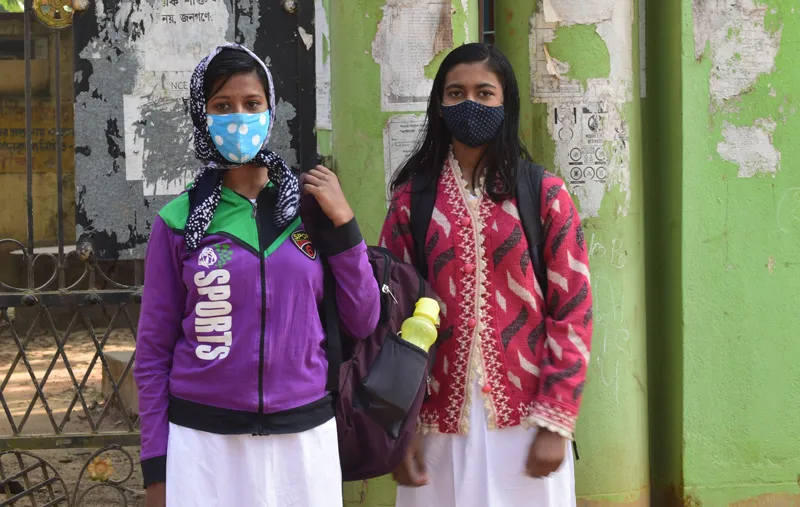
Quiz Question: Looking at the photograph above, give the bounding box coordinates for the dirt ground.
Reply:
[0,319,144,506]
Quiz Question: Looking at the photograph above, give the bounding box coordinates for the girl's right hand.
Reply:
[300,166,355,227]
[392,433,429,487]
[145,482,166,507]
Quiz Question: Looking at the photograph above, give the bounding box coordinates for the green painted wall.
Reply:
[495,1,649,505]
[680,0,800,504]
[329,2,478,505]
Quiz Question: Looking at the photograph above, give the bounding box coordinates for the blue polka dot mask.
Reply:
[185,44,300,253]
[206,111,271,164]
[441,100,505,148]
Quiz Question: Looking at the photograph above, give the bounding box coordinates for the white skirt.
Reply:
[165,417,342,507]
[396,383,576,507]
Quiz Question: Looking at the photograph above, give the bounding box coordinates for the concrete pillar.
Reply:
[329,1,478,505]
[495,1,650,505]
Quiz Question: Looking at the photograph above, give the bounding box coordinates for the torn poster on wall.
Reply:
[372,0,453,112]
[531,0,634,219]
[74,0,316,259]
[123,8,230,196]
[383,114,425,202]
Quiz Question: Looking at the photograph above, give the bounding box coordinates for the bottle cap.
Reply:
[414,297,440,326]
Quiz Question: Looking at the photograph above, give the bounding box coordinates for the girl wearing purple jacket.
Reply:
[134,44,380,507]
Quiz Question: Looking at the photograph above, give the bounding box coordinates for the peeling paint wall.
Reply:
[717,120,780,178]
[681,0,800,504]
[73,0,316,259]
[529,0,634,219]
[693,0,781,104]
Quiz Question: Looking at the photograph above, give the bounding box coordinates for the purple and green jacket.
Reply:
[134,184,380,486]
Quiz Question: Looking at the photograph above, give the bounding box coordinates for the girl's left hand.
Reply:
[525,428,566,478]
[301,165,355,227]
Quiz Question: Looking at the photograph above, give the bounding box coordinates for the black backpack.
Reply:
[409,158,579,459]
[302,193,440,482]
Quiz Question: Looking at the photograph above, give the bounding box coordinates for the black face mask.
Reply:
[441,100,505,147]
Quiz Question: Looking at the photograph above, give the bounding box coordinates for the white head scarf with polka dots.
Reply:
[184,43,300,252]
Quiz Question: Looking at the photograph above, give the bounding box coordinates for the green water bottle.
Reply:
[399,297,440,352]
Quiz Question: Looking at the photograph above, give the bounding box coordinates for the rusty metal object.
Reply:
[0,447,143,506]
[2,5,143,499]
[0,450,70,505]
[72,446,142,506]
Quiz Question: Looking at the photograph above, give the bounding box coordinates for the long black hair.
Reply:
[204,48,271,101]
[390,43,530,201]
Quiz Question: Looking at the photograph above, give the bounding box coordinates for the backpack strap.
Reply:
[322,263,342,394]
[410,173,437,280]
[515,159,547,297]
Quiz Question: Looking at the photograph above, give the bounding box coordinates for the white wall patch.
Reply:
[693,0,782,103]
[717,120,780,178]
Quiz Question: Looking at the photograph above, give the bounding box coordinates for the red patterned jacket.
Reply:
[379,153,592,437]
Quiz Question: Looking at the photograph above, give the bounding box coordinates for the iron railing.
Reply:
[0,2,143,504]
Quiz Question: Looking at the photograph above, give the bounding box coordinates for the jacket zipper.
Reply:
[253,199,267,429]
[379,252,396,323]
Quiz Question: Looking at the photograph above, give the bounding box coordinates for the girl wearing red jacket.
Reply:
[380,43,593,507]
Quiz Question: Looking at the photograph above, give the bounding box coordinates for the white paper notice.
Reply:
[383,114,426,200]
[315,0,332,129]
[372,0,453,112]
[121,0,231,195]
[542,0,614,24]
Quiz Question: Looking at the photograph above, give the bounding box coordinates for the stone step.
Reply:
[101,350,138,416]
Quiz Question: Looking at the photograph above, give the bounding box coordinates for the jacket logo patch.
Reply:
[198,247,218,268]
[291,231,317,260]
[198,244,232,268]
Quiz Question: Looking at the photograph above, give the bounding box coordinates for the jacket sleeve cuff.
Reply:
[141,455,167,488]
[315,218,364,256]
[525,400,577,439]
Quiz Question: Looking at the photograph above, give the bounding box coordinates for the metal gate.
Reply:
[1,0,143,503]
[0,0,316,504]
